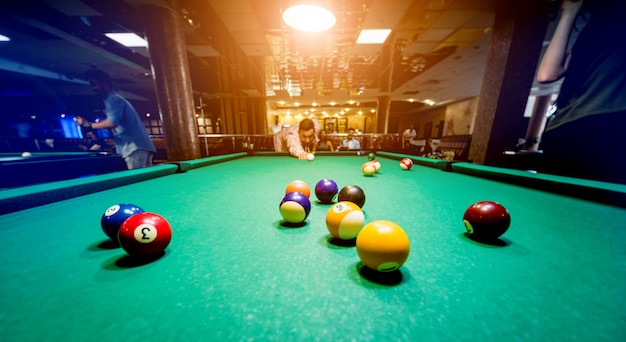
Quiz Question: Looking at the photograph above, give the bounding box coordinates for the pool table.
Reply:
[1,152,625,341]
[0,151,127,189]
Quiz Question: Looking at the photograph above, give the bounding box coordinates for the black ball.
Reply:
[338,185,366,208]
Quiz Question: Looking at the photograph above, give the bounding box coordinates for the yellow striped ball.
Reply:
[325,201,365,240]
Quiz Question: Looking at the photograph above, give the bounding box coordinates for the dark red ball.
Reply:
[338,185,366,208]
[463,201,511,239]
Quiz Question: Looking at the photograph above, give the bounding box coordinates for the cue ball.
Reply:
[315,178,338,203]
[21,152,32,157]
[286,180,310,198]
[118,212,172,255]
[362,161,376,176]
[307,153,315,161]
[337,185,366,208]
[463,201,511,239]
[325,201,365,240]
[400,158,413,170]
[356,220,410,272]
[101,203,144,241]
[279,191,311,224]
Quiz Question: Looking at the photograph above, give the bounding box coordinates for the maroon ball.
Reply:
[463,201,511,239]
[338,185,366,208]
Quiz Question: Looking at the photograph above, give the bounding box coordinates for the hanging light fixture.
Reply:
[282,4,336,32]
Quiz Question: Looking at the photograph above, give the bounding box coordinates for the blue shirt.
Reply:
[103,91,156,157]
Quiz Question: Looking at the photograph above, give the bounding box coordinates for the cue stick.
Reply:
[199,95,209,157]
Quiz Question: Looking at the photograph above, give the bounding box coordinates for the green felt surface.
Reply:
[1,154,625,341]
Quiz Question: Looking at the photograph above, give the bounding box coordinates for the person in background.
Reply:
[274,117,320,160]
[314,129,334,152]
[75,68,156,169]
[78,130,104,151]
[342,127,361,150]
[536,0,626,184]
[420,138,435,156]
[403,125,417,150]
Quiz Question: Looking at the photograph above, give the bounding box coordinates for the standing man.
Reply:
[403,125,417,149]
[75,69,156,169]
[274,117,320,160]
[536,0,626,183]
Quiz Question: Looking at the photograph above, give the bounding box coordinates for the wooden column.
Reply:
[469,0,551,164]
[376,96,391,133]
[142,2,200,161]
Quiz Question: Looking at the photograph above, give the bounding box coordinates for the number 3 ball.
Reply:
[326,201,365,240]
[356,220,410,272]
[279,191,311,224]
[101,203,144,240]
[118,212,172,255]
[463,201,511,239]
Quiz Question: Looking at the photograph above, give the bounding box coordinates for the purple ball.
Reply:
[315,178,339,203]
[279,191,311,223]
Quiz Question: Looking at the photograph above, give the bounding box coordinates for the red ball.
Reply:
[463,201,511,239]
[400,158,413,170]
[118,212,172,255]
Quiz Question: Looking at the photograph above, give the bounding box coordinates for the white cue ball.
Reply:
[307,153,315,161]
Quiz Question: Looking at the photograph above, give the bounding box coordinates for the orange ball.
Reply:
[362,161,376,176]
[356,220,410,272]
[286,180,310,198]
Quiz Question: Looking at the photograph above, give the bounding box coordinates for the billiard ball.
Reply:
[101,203,144,240]
[362,162,376,176]
[21,151,32,157]
[356,220,410,272]
[315,178,338,203]
[367,152,376,161]
[325,201,365,240]
[399,158,413,170]
[286,180,310,198]
[337,185,366,208]
[118,212,172,255]
[463,201,511,239]
[357,150,364,156]
[307,153,315,161]
[371,160,381,173]
[279,191,311,224]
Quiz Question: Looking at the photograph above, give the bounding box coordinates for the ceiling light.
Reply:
[356,29,392,44]
[282,4,336,32]
[105,33,148,47]
[0,34,10,42]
